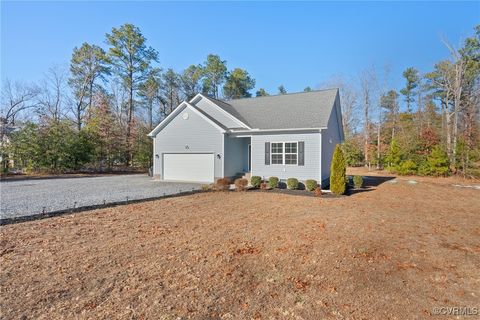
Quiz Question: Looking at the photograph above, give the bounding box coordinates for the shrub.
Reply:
[314,186,322,197]
[260,182,269,190]
[250,176,262,188]
[396,160,417,175]
[423,145,450,176]
[305,179,318,191]
[268,176,279,189]
[201,184,211,191]
[234,178,248,191]
[215,177,231,191]
[330,144,347,195]
[353,175,363,189]
[287,178,299,190]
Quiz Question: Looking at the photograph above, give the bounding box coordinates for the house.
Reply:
[148,89,344,186]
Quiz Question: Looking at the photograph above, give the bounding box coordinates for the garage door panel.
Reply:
[163,153,214,182]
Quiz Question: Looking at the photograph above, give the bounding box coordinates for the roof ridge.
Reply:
[221,87,339,102]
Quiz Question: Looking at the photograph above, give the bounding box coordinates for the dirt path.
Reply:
[1,173,479,319]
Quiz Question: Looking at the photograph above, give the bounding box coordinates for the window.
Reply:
[270,142,298,165]
[271,142,283,164]
[285,142,298,165]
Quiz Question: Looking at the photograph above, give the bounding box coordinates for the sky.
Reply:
[1,1,479,95]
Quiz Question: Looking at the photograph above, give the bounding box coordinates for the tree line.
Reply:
[1,23,479,178]
[1,23,265,173]
[332,25,479,177]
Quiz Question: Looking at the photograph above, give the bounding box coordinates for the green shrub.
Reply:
[396,160,417,175]
[250,176,262,188]
[234,178,248,191]
[201,184,211,191]
[353,175,363,189]
[268,176,279,189]
[287,178,299,190]
[305,179,318,191]
[422,145,450,176]
[330,144,347,195]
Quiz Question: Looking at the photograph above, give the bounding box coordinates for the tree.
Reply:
[385,139,402,168]
[222,68,255,99]
[304,86,312,92]
[106,23,158,166]
[330,144,347,195]
[180,64,203,100]
[160,68,181,117]
[139,68,161,129]
[201,54,227,98]
[380,90,399,139]
[420,145,450,176]
[400,67,419,113]
[69,43,110,131]
[85,93,125,170]
[37,66,69,122]
[255,88,269,97]
[1,80,39,127]
[278,85,287,94]
[359,67,377,165]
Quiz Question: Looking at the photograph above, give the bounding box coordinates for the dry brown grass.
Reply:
[1,168,479,319]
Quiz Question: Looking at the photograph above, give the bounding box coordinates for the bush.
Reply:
[422,145,450,176]
[314,186,322,197]
[234,178,248,191]
[353,175,363,189]
[305,179,318,191]
[330,144,347,195]
[396,160,417,175]
[287,178,299,190]
[201,184,211,191]
[268,176,279,189]
[215,177,231,191]
[250,176,262,188]
[260,182,269,190]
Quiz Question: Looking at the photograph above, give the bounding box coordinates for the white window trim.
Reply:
[270,141,298,166]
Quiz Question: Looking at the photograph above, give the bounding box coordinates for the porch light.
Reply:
[155,154,159,158]
[217,154,222,159]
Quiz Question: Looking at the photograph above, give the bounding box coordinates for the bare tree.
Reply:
[442,39,466,167]
[1,79,39,126]
[359,66,378,167]
[320,75,359,138]
[37,66,69,122]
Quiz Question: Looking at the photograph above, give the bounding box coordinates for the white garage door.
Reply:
[163,153,214,183]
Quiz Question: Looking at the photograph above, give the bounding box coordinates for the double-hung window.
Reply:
[271,142,284,164]
[271,142,298,165]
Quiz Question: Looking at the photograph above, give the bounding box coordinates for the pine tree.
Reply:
[330,144,347,195]
[424,145,450,176]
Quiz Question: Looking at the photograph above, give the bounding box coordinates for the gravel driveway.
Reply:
[0,174,201,220]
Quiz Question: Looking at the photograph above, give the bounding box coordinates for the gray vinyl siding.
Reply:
[153,104,223,179]
[321,95,343,182]
[251,132,321,181]
[194,97,242,129]
[224,136,249,178]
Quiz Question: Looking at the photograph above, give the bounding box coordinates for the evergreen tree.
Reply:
[400,67,419,112]
[255,88,269,97]
[69,42,110,131]
[278,85,287,94]
[330,144,347,195]
[201,54,227,98]
[385,139,402,168]
[223,68,255,99]
[106,23,158,166]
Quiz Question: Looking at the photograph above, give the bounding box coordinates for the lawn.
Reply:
[1,169,479,319]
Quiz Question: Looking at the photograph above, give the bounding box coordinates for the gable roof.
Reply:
[202,88,339,130]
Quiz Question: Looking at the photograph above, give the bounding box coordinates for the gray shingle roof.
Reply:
[207,89,339,130]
